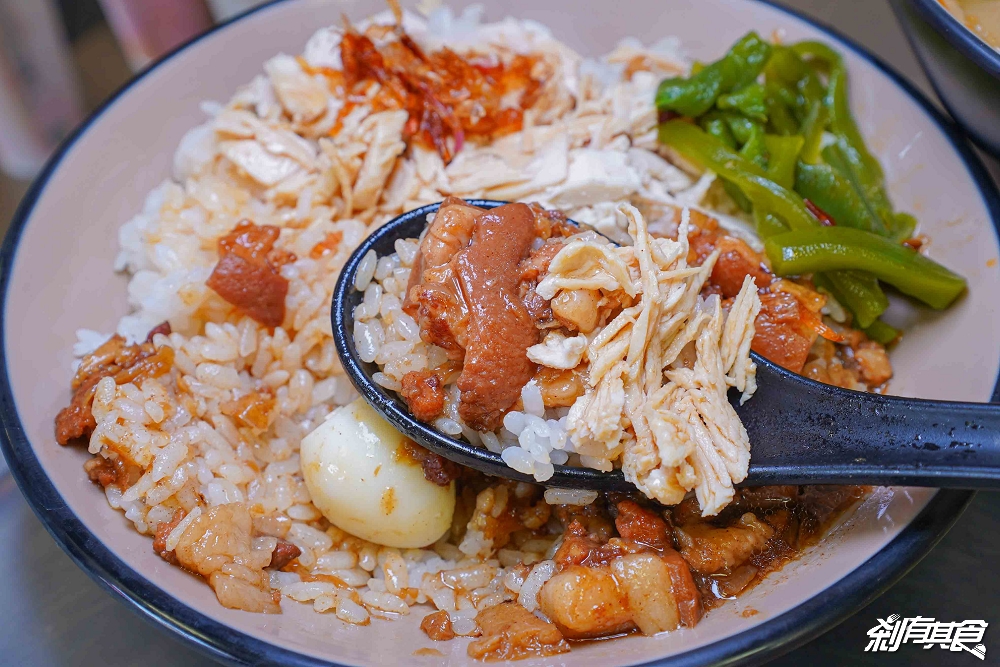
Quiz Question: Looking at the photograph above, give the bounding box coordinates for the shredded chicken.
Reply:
[545,206,760,516]
[351,110,408,210]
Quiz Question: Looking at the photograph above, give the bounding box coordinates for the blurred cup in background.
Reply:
[96,0,214,71]
[0,0,84,179]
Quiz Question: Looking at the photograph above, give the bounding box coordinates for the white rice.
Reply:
[64,2,735,638]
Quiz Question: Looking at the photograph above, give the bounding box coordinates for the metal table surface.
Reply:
[2,1,999,665]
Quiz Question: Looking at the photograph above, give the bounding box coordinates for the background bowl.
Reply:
[892,0,1000,156]
[1,0,999,665]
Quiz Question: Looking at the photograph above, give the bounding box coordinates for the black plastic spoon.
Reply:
[332,200,1000,491]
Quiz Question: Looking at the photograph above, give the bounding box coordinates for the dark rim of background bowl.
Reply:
[907,0,1000,80]
[0,1,996,666]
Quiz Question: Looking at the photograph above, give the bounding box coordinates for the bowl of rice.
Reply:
[2,0,999,665]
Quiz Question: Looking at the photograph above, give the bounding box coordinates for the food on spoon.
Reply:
[365,198,762,515]
[51,4,942,659]
[301,399,456,548]
[452,203,544,432]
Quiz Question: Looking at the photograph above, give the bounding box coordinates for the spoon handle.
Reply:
[738,366,1000,488]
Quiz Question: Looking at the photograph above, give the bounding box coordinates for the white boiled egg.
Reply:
[301,399,455,548]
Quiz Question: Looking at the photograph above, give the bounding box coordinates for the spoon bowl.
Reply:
[333,201,1000,491]
[332,200,634,491]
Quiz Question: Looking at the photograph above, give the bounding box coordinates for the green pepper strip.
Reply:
[765,227,967,309]
[812,270,887,329]
[717,82,769,121]
[700,114,737,149]
[790,41,840,71]
[739,122,769,171]
[794,41,919,244]
[764,46,825,118]
[658,120,890,321]
[765,135,804,191]
[793,42,860,144]
[863,318,901,345]
[795,162,889,235]
[795,41,916,242]
[656,32,772,117]
[658,120,816,230]
[765,80,802,117]
[819,144,888,229]
[754,209,789,238]
[690,115,756,209]
[723,114,761,146]
[798,100,828,165]
[892,212,918,241]
[764,83,799,135]
[753,44,890,322]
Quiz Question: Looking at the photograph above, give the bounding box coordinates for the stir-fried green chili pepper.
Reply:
[892,212,918,241]
[754,209,789,238]
[717,82,768,121]
[863,318,901,345]
[656,32,772,117]
[794,41,917,242]
[795,162,889,236]
[765,80,802,115]
[723,114,758,145]
[700,115,761,211]
[764,134,803,190]
[812,270,888,329]
[738,121,769,171]
[765,100,797,136]
[765,227,967,309]
[798,101,827,165]
[697,114,753,209]
[763,46,825,117]
[700,113,738,149]
[820,143,898,235]
[659,120,817,230]
[790,41,839,71]
[655,33,966,337]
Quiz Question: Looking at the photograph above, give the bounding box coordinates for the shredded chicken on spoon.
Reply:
[535,205,760,515]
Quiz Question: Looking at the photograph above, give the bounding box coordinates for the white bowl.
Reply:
[2,0,999,665]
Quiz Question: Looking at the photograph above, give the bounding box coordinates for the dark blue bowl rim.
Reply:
[0,1,995,666]
[907,0,1000,81]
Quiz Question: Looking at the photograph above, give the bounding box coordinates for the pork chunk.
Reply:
[675,512,775,575]
[468,602,570,660]
[455,203,540,431]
